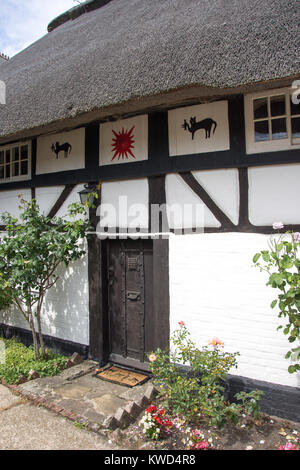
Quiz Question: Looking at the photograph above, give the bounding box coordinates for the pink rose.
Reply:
[272,222,284,230]
[209,337,224,348]
[294,232,300,242]
[278,442,299,450]
[178,321,185,327]
[149,354,157,363]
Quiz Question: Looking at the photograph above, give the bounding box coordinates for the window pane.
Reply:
[13,147,19,161]
[291,99,300,116]
[21,160,28,175]
[255,120,269,141]
[5,165,10,178]
[271,118,287,140]
[0,166,4,179]
[253,98,268,119]
[0,151,4,164]
[270,95,286,117]
[13,162,19,177]
[292,117,300,139]
[21,145,28,160]
[5,150,10,163]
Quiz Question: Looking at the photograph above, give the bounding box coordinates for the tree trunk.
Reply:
[28,313,39,360]
[36,311,47,360]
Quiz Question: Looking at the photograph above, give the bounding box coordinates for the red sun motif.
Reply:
[111,126,135,161]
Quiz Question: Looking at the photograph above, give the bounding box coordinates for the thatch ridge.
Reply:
[0,0,299,141]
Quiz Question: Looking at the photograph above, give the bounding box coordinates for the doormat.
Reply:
[94,366,150,388]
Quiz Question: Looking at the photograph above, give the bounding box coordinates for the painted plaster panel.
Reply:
[169,232,300,388]
[248,164,300,226]
[165,173,220,228]
[168,101,230,156]
[36,128,85,174]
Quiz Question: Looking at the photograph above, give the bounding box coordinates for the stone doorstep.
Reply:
[3,380,159,434]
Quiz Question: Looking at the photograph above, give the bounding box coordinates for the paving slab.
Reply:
[13,361,156,430]
[91,394,126,416]
[0,385,24,410]
[0,400,122,450]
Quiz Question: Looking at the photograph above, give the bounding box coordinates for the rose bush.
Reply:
[148,323,263,429]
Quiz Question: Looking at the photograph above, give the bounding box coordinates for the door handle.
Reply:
[126,291,141,301]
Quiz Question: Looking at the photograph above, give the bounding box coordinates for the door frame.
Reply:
[88,236,170,367]
[107,238,152,369]
[88,175,170,368]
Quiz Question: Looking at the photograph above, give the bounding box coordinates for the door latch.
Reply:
[126,291,141,301]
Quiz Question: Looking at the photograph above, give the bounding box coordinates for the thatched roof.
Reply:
[0,0,299,143]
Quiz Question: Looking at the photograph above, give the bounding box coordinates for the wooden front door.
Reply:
[107,239,153,369]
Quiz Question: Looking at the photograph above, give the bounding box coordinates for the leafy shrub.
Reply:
[148,323,263,429]
[0,337,67,384]
[253,227,300,373]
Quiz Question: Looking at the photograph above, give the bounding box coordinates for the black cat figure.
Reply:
[182,117,217,140]
[51,142,72,159]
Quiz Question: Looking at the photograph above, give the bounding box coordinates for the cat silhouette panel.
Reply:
[182,117,217,140]
[36,128,85,174]
[168,101,230,156]
[51,142,72,159]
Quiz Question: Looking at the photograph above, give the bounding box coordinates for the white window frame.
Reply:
[0,141,31,183]
[244,87,300,154]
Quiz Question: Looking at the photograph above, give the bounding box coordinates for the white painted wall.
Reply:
[35,186,65,215]
[0,248,89,346]
[55,183,87,221]
[169,232,300,388]
[166,173,220,228]
[192,169,239,225]
[0,186,90,346]
[100,178,149,229]
[249,164,300,226]
[0,189,31,220]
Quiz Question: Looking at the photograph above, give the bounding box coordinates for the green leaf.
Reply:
[270,300,277,309]
[253,253,261,263]
[261,251,270,262]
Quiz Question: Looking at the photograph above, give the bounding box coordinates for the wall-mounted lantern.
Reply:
[78,183,98,205]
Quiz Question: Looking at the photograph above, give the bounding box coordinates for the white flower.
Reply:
[260,440,265,445]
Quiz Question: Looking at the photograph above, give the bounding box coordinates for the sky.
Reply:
[0,0,79,58]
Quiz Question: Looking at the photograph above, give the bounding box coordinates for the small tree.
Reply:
[0,194,95,360]
[253,227,300,374]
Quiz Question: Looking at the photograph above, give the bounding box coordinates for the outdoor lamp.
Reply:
[78,183,98,204]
